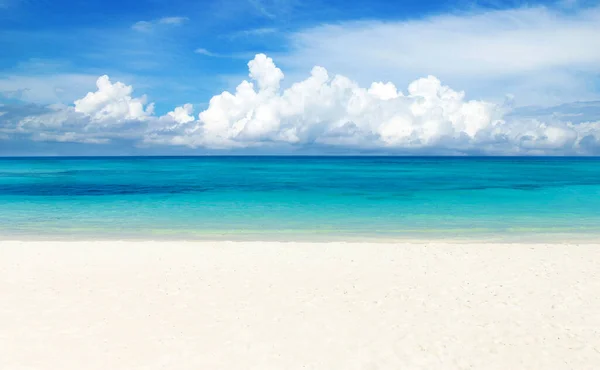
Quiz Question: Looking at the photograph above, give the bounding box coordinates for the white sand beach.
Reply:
[1,240,600,370]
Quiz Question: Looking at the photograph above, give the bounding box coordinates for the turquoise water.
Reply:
[1,157,599,241]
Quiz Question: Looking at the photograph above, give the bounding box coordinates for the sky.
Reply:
[1,0,600,155]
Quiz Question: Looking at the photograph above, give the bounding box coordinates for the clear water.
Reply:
[1,156,599,241]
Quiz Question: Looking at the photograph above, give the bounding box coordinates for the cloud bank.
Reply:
[2,54,600,155]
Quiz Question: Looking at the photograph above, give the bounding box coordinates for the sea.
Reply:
[1,156,599,241]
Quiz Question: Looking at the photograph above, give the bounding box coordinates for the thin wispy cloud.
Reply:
[132,21,153,32]
[227,27,278,39]
[194,48,255,60]
[0,73,101,104]
[248,0,276,18]
[194,48,223,57]
[282,6,600,106]
[132,16,189,32]
[0,0,17,9]
[158,16,188,25]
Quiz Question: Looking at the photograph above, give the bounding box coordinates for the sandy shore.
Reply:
[1,240,599,369]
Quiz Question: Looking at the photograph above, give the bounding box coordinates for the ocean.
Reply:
[1,156,599,241]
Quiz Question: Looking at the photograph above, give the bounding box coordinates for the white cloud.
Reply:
[74,75,154,122]
[153,55,506,150]
[167,103,195,124]
[145,54,600,154]
[279,6,600,106]
[248,53,284,91]
[4,54,600,154]
[1,76,159,144]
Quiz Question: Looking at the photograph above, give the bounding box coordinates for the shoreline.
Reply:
[2,231,600,244]
[2,240,600,369]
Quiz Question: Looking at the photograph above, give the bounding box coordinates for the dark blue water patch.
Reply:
[2,177,599,196]
[0,183,213,196]
[0,169,169,178]
[0,171,74,178]
[455,184,543,191]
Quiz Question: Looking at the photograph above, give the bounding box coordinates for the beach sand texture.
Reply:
[1,240,600,369]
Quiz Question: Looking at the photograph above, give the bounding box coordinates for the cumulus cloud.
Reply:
[144,54,600,154]
[166,103,195,124]
[3,54,600,154]
[1,76,156,144]
[73,75,154,122]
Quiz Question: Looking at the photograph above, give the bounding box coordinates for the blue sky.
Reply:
[0,0,499,110]
[1,0,600,155]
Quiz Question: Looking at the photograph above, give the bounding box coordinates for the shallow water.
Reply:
[1,156,599,240]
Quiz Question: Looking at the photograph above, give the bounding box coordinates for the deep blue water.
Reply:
[1,156,599,240]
